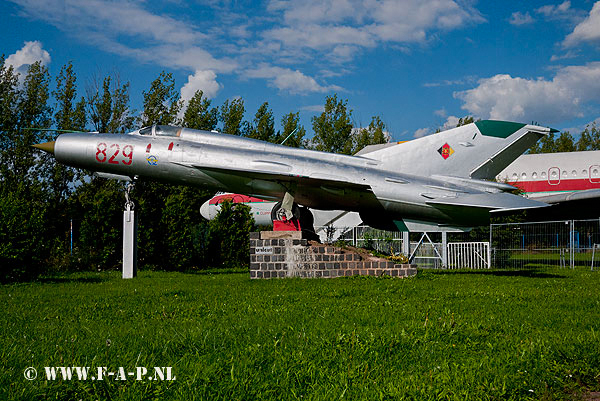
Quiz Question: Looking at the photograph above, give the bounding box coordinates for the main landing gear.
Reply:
[270,192,316,238]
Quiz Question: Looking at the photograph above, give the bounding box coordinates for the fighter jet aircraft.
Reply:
[33,120,554,230]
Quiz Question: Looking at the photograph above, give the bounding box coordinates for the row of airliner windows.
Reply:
[511,168,600,180]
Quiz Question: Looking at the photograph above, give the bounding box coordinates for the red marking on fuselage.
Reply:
[209,194,271,205]
[508,178,600,194]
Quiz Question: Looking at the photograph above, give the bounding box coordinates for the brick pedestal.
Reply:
[249,231,417,279]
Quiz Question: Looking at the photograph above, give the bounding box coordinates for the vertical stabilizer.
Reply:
[358,120,551,180]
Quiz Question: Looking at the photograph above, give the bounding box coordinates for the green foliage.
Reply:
[2,269,600,400]
[0,182,49,281]
[280,111,306,148]
[0,56,21,180]
[207,199,255,268]
[353,115,388,153]
[529,131,576,154]
[311,94,354,154]
[87,75,135,133]
[457,116,475,126]
[49,63,85,202]
[219,97,245,135]
[139,71,181,127]
[577,122,600,151]
[66,178,124,271]
[246,101,279,143]
[5,61,52,185]
[182,90,218,131]
[161,186,213,270]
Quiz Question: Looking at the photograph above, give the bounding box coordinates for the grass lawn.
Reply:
[1,268,599,400]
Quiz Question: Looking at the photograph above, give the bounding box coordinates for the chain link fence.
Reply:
[316,220,600,269]
[491,218,600,269]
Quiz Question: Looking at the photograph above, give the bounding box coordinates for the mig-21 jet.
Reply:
[34,120,555,231]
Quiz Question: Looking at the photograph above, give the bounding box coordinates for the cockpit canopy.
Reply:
[138,125,182,137]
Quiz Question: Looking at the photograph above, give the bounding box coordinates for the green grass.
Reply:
[1,269,600,400]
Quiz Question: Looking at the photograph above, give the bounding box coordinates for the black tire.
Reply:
[271,201,300,222]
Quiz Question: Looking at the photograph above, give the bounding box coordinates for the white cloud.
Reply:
[245,65,342,94]
[180,70,222,104]
[441,115,460,130]
[536,1,572,18]
[535,0,586,24]
[9,0,234,74]
[414,115,460,138]
[413,127,431,138]
[423,76,477,87]
[301,104,326,113]
[454,62,600,124]
[563,1,600,47]
[263,0,485,54]
[509,11,534,26]
[434,108,447,118]
[550,50,579,61]
[8,0,486,96]
[6,41,51,76]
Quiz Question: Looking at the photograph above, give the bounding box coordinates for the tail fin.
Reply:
[358,120,553,179]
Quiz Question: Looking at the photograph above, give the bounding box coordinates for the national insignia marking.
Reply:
[437,143,454,160]
[147,155,158,165]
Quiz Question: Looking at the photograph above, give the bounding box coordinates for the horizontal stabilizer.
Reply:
[427,192,549,211]
[530,188,600,204]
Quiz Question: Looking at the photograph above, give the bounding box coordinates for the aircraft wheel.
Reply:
[271,201,300,222]
[299,206,314,231]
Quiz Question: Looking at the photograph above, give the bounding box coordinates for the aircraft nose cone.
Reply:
[200,201,211,220]
[32,141,55,154]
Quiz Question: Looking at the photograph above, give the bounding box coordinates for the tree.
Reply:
[139,71,181,127]
[577,123,600,151]
[529,131,575,154]
[207,200,255,268]
[161,185,213,269]
[87,75,135,134]
[555,132,576,153]
[135,71,185,268]
[67,178,124,270]
[311,94,354,154]
[247,102,279,143]
[182,90,218,131]
[220,97,245,135]
[457,116,474,126]
[353,115,388,154]
[0,181,50,281]
[51,63,86,201]
[280,112,306,148]
[0,61,53,280]
[0,56,21,181]
[13,61,52,184]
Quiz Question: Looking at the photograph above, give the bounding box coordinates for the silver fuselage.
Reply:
[50,124,549,228]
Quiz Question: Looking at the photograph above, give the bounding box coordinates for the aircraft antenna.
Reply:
[280,127,299,145]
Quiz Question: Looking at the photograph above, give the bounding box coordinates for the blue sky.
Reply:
[2,0,600,141]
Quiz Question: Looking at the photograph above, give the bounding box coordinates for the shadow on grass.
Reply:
[428,269,567,279]
[34,276,109,284]
[185,267,248,276]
